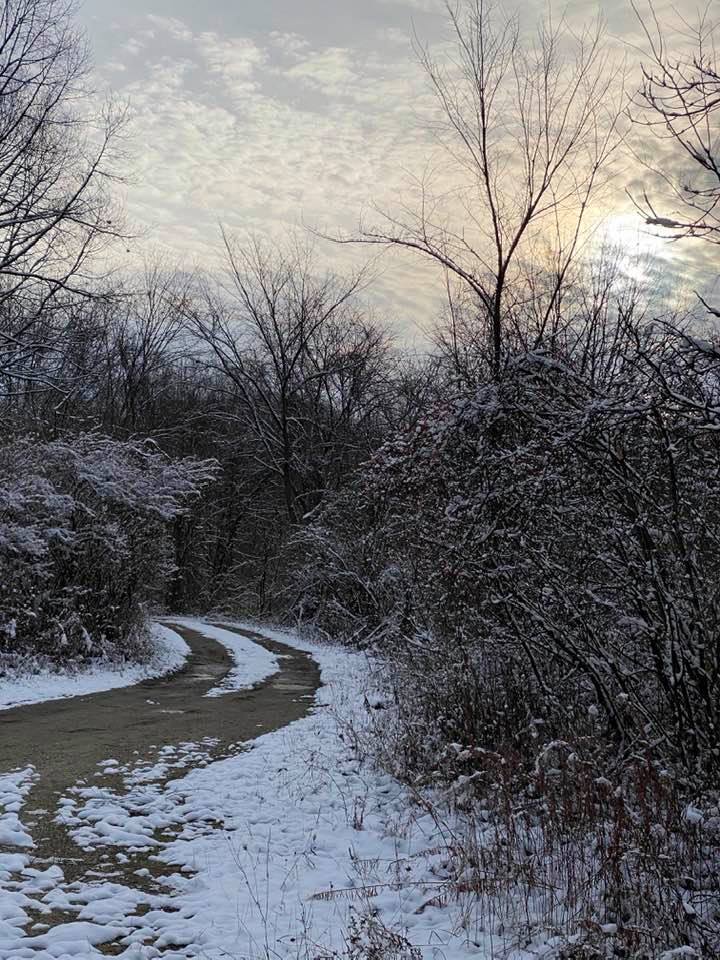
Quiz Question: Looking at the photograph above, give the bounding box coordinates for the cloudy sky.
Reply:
[78,0,709,335]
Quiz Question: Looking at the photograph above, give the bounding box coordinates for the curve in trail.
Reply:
[0,623,321,884]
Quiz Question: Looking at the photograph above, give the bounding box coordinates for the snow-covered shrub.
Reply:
[295,310,720,954]
[343,911,422,960]
[298,322,720,784]
[0,434,216,661]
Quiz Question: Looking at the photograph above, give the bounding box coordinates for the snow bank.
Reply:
[0,623,189,713]
[161,617,278,695]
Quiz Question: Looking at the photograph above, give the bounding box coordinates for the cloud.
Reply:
[376,0,444,11]
[286,47,358,94]
[197,34,266,93]
[269,32,311,59]
[121,38,144,56]
[93,1,712,334]
[145,16,194,43]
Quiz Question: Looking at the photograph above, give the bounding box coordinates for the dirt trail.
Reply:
[0,622,321,885]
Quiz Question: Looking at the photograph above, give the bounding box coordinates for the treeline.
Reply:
[0,236,426,659]
[0,0,421,662]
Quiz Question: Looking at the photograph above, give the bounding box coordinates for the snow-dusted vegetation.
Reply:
[296,322,720,956]
[0,437,215,663]
[1,0,720,957]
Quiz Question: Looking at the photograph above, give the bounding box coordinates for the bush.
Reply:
[297,322,720,785]
[0,434,216,661]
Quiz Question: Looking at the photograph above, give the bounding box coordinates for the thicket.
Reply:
[298,312,720,776]
[296,307,720,955]
[0,436,214,663]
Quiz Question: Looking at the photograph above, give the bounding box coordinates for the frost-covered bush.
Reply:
[297,323,720,785]
[0,434,216,661]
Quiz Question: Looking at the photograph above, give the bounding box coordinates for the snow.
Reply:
[0,767,36,849]
[2,620,688,959]
[682,804,705,826]
[0,624,189,712]
[159,617,278,695]
[0,621,510,960]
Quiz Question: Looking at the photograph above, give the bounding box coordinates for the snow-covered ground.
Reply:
[0,621,533,960]
[160,617,278,695]
[0,768,36,850]
[0,624,190,713]
[4,621,680,960]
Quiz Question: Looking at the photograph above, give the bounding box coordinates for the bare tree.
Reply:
[630,1,720,251]
[336,0,625,374]
[185,233,391,525]
[91,263,191,436]
[0,0,126,388]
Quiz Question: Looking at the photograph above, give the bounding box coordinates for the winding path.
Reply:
[0,622,321,884]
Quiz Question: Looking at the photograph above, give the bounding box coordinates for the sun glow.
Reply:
[595,212,672,283]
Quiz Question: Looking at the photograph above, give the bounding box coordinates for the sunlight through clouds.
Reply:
[81,0,711,334]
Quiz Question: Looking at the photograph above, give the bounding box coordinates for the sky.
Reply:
[78,0,714,336]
